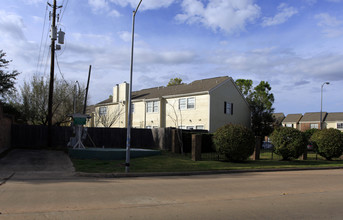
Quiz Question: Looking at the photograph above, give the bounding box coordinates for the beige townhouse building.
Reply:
[92,76,251,133]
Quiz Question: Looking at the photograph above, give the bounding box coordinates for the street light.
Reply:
[320,82,330,130]
[126,0,143,173]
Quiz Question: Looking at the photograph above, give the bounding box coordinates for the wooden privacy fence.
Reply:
[11,124,172,150]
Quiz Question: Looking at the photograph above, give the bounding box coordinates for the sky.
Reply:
[0,0,342,115]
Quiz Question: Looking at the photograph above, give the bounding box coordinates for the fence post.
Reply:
[301,147,308,160]
[192,134,202,161]
[172,129,181,154]
[252,136,261,160]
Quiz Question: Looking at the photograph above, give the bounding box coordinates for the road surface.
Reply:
[1,169,343,219]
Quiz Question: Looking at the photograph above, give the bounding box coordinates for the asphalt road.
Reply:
[1,169,343,219]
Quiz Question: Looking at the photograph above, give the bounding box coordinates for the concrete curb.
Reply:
[75,166,343,178]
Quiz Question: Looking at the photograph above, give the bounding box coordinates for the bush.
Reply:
[304,128,319,141]
[213,124,255,162]
[270,127,307,160]
[311,128,343,160]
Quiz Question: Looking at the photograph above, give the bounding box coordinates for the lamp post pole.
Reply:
[320,82,330,130]
[126,0,143,173]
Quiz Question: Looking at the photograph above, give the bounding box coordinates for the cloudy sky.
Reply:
[0,0,342,115]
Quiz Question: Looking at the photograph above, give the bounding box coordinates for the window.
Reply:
[99,106,107,116]
[178,126,186,129]
[337,123,343,129]
[196,125,204,130]
[147,101,159,113]
[179,97,195,110]
[285,124,293,128]
[186,126,194,130]
[179,98,186,110]
[310,123,319,129]
[224,102,233,115]
[187,97,195,109]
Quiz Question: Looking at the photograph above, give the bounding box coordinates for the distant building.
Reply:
[282,114,303,129]
[299,112,327,131]
[272,113,285,128]
[324,112,343,131]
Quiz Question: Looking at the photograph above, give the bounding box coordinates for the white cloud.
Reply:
[88,0,108,12]
[315,13,343,37]
[109,9,120,17]
[24,0,45,5]
[118,31,132,42]
[0,10,26,40]
[316,13,342,27]
[262,3,298,27]
[109,0,175,10]
[176,0,261,34]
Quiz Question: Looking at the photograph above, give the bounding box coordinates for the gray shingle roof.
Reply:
[283,114,303,123]
[273,113,285,124]
[131,76,229,100]
[97,76,230,105]
[325,112,343,122]
[300,112,327,122]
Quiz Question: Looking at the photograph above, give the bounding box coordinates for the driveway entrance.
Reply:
[0,149,74,179]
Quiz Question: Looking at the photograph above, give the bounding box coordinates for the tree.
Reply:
[235,79,275,137]
[167,77,183,87]
[94,105,124,127]
[235,79,253,98]
[166,99,184,154]
[20,75,85,125]
[0,50,20,101]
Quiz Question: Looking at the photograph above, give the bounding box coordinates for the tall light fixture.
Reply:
[320,82,330,130]
[126,0,143,173]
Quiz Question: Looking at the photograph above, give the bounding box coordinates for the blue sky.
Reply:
[0,0,342,115]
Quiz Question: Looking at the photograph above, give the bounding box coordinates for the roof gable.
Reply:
[283,114,303,123]
[300,112,327,122]
[95,76,231,105]
[131,76,229,100]
[325,112,343,122]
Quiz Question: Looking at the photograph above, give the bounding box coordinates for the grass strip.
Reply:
[71,151,343,173]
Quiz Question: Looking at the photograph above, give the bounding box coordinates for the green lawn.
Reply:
[71,151,343,173]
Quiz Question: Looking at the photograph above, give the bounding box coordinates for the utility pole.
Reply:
[83,65,92,114]
[47,0,62,147]
[126,0,143,173]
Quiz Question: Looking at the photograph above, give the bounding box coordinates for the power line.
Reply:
[55,55,69,85]
[58,0,69,25]
[35,2,49,75]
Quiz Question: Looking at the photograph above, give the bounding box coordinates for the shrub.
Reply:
[304,128,319,141]
[270,127,307,160]
[311,128,343,160]
[213,124,255,162]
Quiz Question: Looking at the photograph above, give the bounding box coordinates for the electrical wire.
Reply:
[55,55,69,85]
[58,0,69,25]
[35,2,49,75]
[43,49,51,77]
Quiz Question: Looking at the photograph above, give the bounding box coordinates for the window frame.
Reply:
[99,106,107,116]
[310,123,319,129]
[147,101,159,113]
[337,123,343,129]
[224,102,233,115]
[179,97,195,110]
